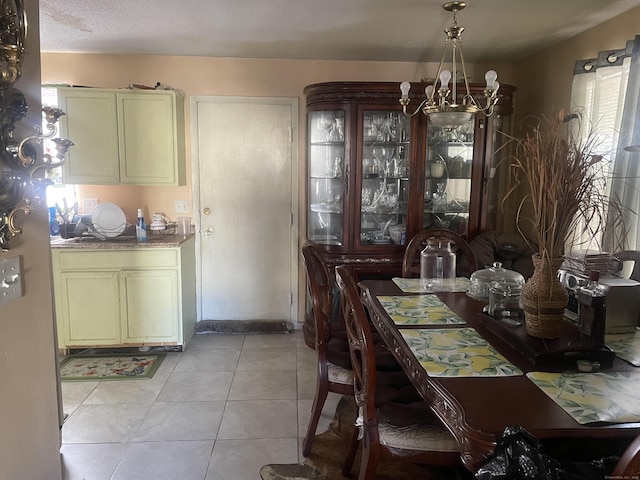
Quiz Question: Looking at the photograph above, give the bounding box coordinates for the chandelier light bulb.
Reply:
[484,70,498,90]
[439,70,452,90]
[425,84,434,99]
[400,81,411,99]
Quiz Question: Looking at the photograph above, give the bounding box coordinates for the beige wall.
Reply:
[515,5,640,120]
[0,1,63,479]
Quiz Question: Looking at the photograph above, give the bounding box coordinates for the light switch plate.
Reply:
[175,200,189,214]
[0,255,23,305]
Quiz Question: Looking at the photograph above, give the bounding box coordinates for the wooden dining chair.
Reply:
[402,229,478,278]
[301,244,355,457]
[301,244,402,457]
[612,434,640,477]
[335,265,461,479]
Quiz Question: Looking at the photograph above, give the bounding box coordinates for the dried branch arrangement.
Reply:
[505,112,622,260]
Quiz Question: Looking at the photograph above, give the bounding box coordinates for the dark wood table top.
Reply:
[359,279,640,471]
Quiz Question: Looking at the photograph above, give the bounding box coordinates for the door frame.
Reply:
[189,95,299,324]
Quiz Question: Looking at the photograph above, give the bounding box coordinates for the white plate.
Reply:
[91,202,126,239]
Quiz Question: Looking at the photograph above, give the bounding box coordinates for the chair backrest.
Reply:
[613,434,640,476]
[302,243,333,346]
[402,229,478,278]
[613,250,640,283]
[468,230,537,279]
[335,265,377,420]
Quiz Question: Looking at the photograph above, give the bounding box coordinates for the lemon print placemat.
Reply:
[377,295,466,326]
[606,328,640,366]
[392,277,471,293]
[527,371,640,424]
[400,328,523,377]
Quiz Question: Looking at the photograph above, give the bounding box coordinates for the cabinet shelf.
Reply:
[361,209,405,216]
[424,207,470,214]
[310,174,344,180]
[363,140,410,147]
[310,141,345,147]
[425,174,471,180]
[310,203,342,214]
[363,175,409,180]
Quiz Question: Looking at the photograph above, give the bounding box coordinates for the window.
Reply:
[42,86,77,220]
[570,36,640,251]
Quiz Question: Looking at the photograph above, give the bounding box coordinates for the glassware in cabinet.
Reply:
[423,120,474,236]
[308,110,345,245]
[360,110,410,246]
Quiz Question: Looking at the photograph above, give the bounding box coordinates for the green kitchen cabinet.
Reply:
[57,87,186,186]
[52,239,196,349]
[55,270,122,346]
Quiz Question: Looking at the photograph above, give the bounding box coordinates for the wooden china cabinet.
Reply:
[303,81,516,346]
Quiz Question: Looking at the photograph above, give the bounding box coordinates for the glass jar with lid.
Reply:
[488,281,524,324]
[468,262,525,301]
[420,238,456,291]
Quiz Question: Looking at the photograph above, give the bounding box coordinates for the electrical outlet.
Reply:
[175,200,189,214]
[0,255,23,305]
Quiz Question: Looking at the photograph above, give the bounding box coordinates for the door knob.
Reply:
[203,207,211,215]
[204,228,213,235]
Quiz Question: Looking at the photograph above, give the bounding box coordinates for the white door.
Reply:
[191,96,298,322]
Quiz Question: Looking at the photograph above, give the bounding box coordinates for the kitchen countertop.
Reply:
[50,233,194,249]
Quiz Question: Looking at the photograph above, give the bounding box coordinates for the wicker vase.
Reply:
[521,254,568,339]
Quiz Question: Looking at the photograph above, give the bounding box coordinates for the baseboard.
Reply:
[195,320,294,334]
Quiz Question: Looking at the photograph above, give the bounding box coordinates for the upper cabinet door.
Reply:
[307,109,346,246]
[358,109,411,248]
[117,91,186,186]
[423,119,476,236]
[58,88,120,184]
[57,87,186,186]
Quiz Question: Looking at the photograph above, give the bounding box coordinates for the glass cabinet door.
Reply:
[360,110,410,246]
[423,120,474,236]
[485,113,512,232]
[307,110,345,245]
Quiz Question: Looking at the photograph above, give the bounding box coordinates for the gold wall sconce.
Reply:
[0,0,73,250]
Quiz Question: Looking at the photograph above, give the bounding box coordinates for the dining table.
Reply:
[359,278,640,472]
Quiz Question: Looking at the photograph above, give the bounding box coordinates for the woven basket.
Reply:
[521,255,568,339]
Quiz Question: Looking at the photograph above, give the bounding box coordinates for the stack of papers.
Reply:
[562,249,612,276]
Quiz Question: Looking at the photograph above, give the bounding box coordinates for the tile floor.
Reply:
[60,329,343,480]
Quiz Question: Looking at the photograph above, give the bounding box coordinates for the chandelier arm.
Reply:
[451,40,458,104]
[433,40,450,101]
[401,98,430,117]
[456,41,473,105]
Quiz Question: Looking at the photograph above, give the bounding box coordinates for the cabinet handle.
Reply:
[344,162,350,196]
[204,228,213,235]
[203,207,211,215]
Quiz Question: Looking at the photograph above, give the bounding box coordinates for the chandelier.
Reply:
[0,0,73,250]
[399,1,500,129]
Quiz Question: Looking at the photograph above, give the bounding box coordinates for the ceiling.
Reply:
[39,0,640,63]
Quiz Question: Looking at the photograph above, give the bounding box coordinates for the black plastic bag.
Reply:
[475,426,554,480]
[475,426,612,480]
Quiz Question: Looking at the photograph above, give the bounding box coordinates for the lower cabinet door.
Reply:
[121,269,179,343]
[58,271,121,346]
